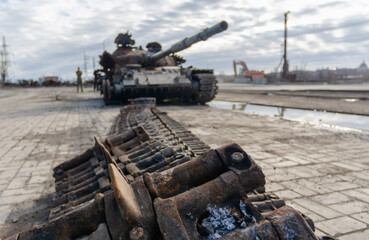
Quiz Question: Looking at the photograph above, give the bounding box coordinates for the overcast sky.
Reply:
[1,0,368,80]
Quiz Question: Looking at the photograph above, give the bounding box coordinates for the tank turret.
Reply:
[100,21,228,69]
[148,21,228,62]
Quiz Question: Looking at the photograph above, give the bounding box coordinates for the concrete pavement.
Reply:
[163,105,369,239]
[0,87,119,238]
[0,86,368,239]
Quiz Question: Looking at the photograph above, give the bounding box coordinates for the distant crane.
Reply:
[0,36,9,84]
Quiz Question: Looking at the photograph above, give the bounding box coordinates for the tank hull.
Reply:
[111,84,193,102]
[103,67,217,104]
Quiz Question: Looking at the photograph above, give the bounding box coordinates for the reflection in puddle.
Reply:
[343,98,360,102]
[208,100,369,131]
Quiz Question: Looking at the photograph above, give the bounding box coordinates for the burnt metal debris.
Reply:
[97,21,228,105]
[6,98,334,240]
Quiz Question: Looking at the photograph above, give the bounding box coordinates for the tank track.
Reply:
[6,98,335,240]
[192,73,218,104]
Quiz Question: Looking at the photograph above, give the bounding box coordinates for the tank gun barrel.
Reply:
[148,21,228,62]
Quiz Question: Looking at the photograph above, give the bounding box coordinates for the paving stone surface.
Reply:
[163,104,369,240]
[0,86,368,239]
[0,87,119,238]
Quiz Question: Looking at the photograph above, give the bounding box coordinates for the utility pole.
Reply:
[93,57,96,72]
[1,36,9,84]
[83,50,89,81]
[282,11,290,80]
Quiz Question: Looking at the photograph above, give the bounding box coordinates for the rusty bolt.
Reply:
[129,226,144,240]
[231,152,244,164]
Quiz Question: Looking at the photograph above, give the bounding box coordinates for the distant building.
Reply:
[334,60,369,80]
[283,60,369,82]
[358,60,368,72]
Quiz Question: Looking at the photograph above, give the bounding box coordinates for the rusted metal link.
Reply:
[144,149,224,199]
[144,143,265,199]
[108,163,156,240]
[53,148,94,181]
[54,153,104,185]
[56,167,108,193]
[49,190,104,219]
[108,127,150,156]
[154,171,258,239]
[52,141,115,209]
[9,193,106,240]
[137,154,190,176]
[78,223,112,240]
[247,193,279,202]
[265,206,318,240]
[53,176,110,206]
[253,199,286,213]
[220,206,318,240]
[105,128,137,147]
[124,142,159,159]
[151,108,210,155]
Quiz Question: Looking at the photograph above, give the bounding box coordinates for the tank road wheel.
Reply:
[192,73,218,104]
[103,79,111,105]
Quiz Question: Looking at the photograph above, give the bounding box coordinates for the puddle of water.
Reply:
[208,100,369,131]
[343,98,360,102]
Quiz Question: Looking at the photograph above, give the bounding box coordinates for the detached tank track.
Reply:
[6,98,333,240]
[192,73,218,104]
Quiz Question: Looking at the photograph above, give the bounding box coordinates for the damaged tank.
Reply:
[99,21,228,104]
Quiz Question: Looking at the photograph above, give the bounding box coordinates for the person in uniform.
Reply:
[76,67,83,93]
[93,70,102,91]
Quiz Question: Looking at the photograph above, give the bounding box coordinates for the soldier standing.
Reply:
[76,67,83,93]
[93,70,101,91]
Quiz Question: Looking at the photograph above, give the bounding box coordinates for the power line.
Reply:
[83,50,89,81]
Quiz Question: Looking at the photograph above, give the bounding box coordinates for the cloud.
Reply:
[290,15,369,37]
[0,0,368,80]
[318,1,345,8]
